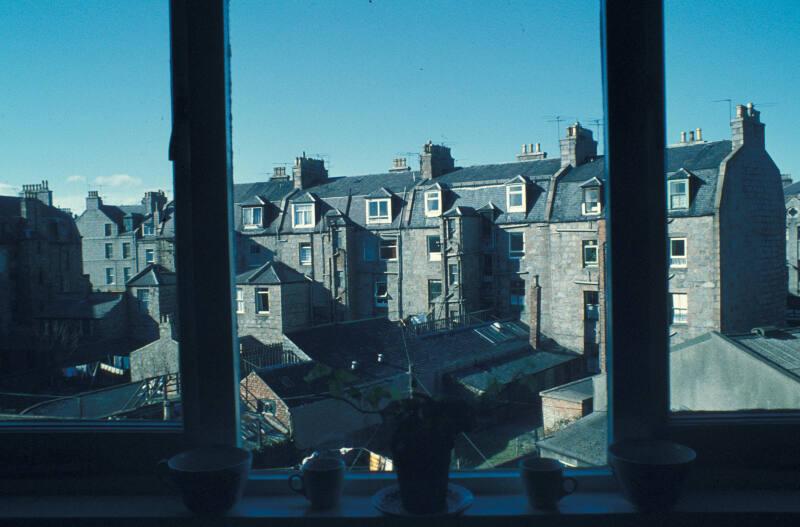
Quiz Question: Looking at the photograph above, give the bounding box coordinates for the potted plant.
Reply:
[382,393,474,514]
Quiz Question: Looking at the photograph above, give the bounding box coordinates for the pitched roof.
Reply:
[127,264,176,287]
[449,350,579,395]
[236,260,307,285]
[726,328,800,379]
[536,411,607,466]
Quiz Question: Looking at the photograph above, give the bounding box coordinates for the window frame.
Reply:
[4,0,794,494]
[104,243,114,259]
[508,231,525,259]
[669,237,687,268]
[669,292,688,325]
[136,288,150,314]
[582,187,602,215]
[122,242,131,259]
[448,262,459,286]
[427,234,442,261]
[378,236,398,261]
[509,278,525,306]
[104,267,115,285]
[582,239,599,267]
[506,183,526,213]
[291,203,314,229]
[668,179,689,210]
[298,242,312,266]
[235,287,245,314]
[255,288,270,314]
[144,248,155,264]
[366,198,391,224]
[427,278,442,304]
[374,278,388,308]
[104,223,113,236]
[424,190,442,217]
[242,206,263,229]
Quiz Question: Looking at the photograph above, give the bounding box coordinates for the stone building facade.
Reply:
[0,181,90,371]
[231,103,783,373]
[76,190,174,292]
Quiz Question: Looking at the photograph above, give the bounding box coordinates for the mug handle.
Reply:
[562,476,578,497]
[288,473,305,496]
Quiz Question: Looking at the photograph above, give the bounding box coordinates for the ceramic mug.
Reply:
[520,457,578,510]
[158,445,252,516]
[289,456,345,510]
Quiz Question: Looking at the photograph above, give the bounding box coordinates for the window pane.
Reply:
[1,3,181,424]
[665,2,800,414]
[230,1,606,469]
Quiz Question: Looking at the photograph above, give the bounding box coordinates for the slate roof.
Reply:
[784,181,800,196]
[232,139,734,231]
[127,264,176,287]
[236,260,307,285]
[536,411,608,466]
[285,317,408,383]
[251,362,331,409]
[727,328,800,379]
[449,350,579,395]
[37,292,125,320]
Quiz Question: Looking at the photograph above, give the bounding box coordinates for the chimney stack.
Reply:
[731,102,765,150]
[517,141,547,162]
[420,141,455,180]
[20,181,52,207]
[86,190,101,211]
[389,157,411,172]
[292,154,328,189]
[272,166,289,180]
[559,123,597,168]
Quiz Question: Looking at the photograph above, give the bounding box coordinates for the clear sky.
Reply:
[1,1,798,214]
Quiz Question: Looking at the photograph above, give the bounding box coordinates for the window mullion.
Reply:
[170,0,240,448]
[602,0,669,442]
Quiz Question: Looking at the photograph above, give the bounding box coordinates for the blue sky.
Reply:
[1,1,798,213]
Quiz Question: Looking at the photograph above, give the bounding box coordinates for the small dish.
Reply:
[372,483,473,517]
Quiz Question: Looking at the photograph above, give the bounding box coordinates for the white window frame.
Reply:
[142,222,155,236]
[508,231,525,259]
[582,187,602,215]
[104,223,113,236]
[292,203,314,228]
[670,237,687,268]
[668,179,689,210]
[506,183,526,213]
[242,206,263,229]
[670,292,688,325]
[366,198,391,224]
[144,248,155,264]
[123,267,132,284]
[379,237,398,261]
[583,239,599,267]
[122,242,131,259]
[256,288,270,314]
[374,278,388,308]
[104,243,113,259]
[424,190,441,217]
[298,242,312,266]
[427,234,442,261]
[104,267,114,285]
[236,287,245,314]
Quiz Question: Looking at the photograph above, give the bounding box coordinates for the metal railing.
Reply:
[408,309,494,337]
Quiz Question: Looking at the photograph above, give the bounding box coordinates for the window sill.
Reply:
[2,488,799,524]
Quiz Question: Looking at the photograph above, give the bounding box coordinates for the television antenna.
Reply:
[544,115,565,144]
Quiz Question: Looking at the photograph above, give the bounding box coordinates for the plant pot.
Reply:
[392,438,452,514]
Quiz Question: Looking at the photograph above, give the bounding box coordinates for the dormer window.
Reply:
[424,191,442,217]
[582,187,601,215]
[506,184,526,213]
[242,206,262,229]
[292,203,314,228]
[366,198,391,224]
[668,180,689,210]
[143,222,155,236]
[580,177,603,216]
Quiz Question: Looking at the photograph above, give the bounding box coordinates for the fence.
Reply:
[408,309,494,337]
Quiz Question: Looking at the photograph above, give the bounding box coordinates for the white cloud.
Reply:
[93,174,142,188]
[66,175,86,183]
[0,182,20,196]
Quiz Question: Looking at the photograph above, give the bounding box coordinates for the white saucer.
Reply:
[372,483,474,517]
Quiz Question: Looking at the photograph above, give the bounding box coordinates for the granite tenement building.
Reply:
[76,190,174,292]
[231,102,785,373]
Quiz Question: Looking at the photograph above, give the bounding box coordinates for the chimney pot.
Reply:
[689,130,695,142]
[536,142,541,153]
[680,131,687,143]
[522,144,527,154]
[736,104,745,118]
[695,128,702,141]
